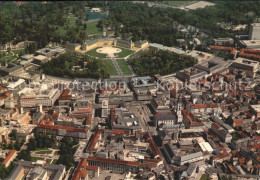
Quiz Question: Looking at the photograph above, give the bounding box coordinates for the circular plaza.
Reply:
[96,46,122,58]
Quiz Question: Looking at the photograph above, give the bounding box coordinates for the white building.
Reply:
[249,23,260,40]
[20,88,61,107]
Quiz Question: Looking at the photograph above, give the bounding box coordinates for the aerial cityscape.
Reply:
[0,1,260,180]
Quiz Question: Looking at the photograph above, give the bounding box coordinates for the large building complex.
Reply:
[20,88,61,107]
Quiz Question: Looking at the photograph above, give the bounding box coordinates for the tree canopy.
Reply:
[41,52,109,79]
[130,49,196,76]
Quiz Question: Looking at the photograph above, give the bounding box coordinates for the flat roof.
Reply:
[251,104,260,112]
[240,40,260,46]
[34,55,48,61]
[233,57,259,65]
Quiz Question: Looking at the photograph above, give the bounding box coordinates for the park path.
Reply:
[30,148,59,164]
[111,57,122,76]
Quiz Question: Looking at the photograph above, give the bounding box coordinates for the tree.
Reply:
[188,43,194,50]
[83,23,87,30]
[17,150,31,161]
[181,44,187,52]
[27,138,36,151]
[8,129,17,140]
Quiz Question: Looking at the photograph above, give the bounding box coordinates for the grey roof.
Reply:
[65,42,81,48]
[161,123,182,130]
[135,40,148,45]
[149,43,163,48]
[5,164,23,180]
[186,163,197,176]
[84,39,98,46]
[222,123,233,131]
[0,63,23,73]
[33,112,43,121]
[154,113,176,122]
[180,151,203,162]
[234,136,251,143]
[17,160,34,168]
[117,39,132,45]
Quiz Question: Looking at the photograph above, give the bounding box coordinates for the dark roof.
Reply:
[0,63,23,73]
[117,39,132,45]
[135,40,148,45]
[65,42,81,48]
[154,113,176,122]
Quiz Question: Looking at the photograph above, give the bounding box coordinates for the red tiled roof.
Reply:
[192,104,207,109]
[72,104,92,114]
[72,159,88,180]
[182,110,203,126]
[209,104,218,108]
[58,89,72,100]
[239,48,260,60]
[21,98,35,101]
[239,157,245,164]
[87,129,103,152]
[215,153,230,160]
[210,45,236,55]
[233,118,243,127]
[2,150,16,166]
[72,158,99,180]
[87,156,140,166]
[212,122,221,130]
[227,164,235,173]
[112,129,129,135]
[41,120,54,125]
[38,120,86,133]
[144,132,161,157]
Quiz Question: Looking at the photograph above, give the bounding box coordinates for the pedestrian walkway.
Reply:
[111,57,123,76]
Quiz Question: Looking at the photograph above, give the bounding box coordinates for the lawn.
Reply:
[85,47,106,59]
[115,47,135,58]
[165,1,195,6]
[35,150,52,154]
[12,48,25,55]
[116,59,132,75]
[200,174,209,180]
[0,56,16,64]
[103,59,118,76]
[56,16,102,37]
[86,20,102,35]
[31,157,45,162]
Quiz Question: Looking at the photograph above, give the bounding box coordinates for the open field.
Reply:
[31,157,45,162]
[12,48,25,55]
[0,49,24,65]
[0,56,16,64]
[116,47,135,58]
[103,59,118,75]
[56,16,102,37]
[86,47,107,59]
[35,150,53,154]
[86,20,102,35]
[165,1,194,6]
[116,59,132,75]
